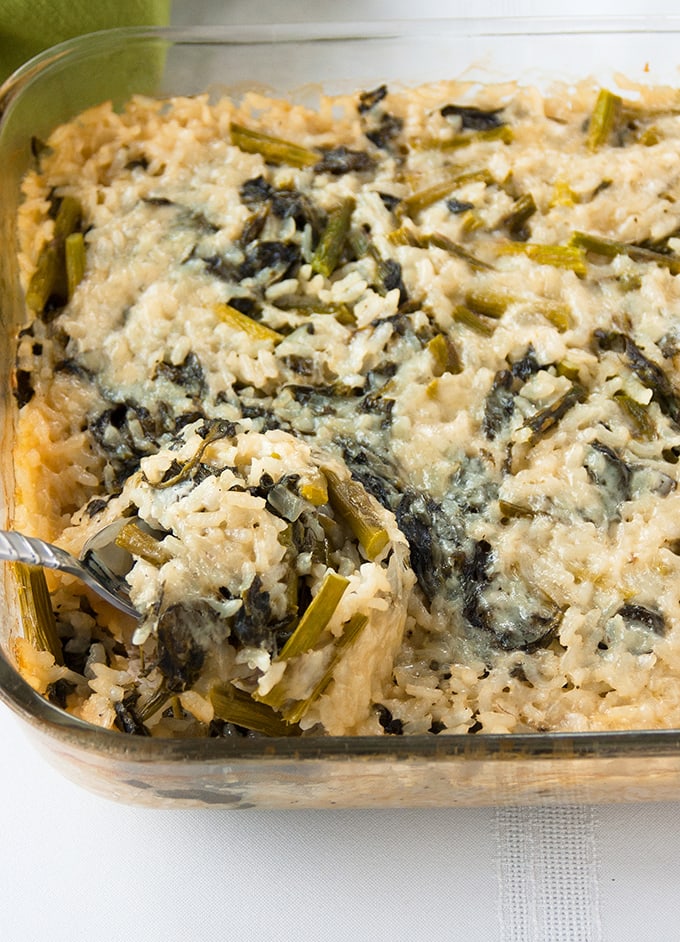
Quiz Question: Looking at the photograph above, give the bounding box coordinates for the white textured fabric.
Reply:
[496,806,602,941]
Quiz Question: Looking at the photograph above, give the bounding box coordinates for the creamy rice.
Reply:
[11,78,680,736]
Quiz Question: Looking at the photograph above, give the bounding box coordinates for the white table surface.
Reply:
[4,2,680,940]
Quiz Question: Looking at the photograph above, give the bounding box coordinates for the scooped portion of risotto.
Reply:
[54,422,414,735]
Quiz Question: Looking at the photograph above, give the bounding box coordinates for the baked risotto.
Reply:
[11,78,680,737]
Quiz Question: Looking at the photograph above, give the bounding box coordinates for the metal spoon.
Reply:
[0,523,139,618]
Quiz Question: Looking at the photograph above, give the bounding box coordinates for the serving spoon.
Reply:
[0,525,139,618]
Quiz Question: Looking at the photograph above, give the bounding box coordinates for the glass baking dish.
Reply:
[3,17,680,808]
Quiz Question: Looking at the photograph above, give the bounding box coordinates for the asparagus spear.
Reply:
[114,521,172,567]
[613,389,655,440]
[311,197,355,277]
[388,226,492,271]
[273,293,355,326]
[323,467,390,560]
[26,196,83,313]
[498,241,587,277]
[276,570,349,661]
[65,232,85,300]
[452,304,497,336]
[586,89,622,152]
[282,612,369,724]
[522,383,587,445]
[501,192,537,240]
[412,125,513,151]
[570,230,680,275]
[215,302,283,343]
[210,684,302,736]
[400,168,494,218]
[230,122,319,168]
[256,569,350,711]
[13,562,63,665]
[427,333,462,376]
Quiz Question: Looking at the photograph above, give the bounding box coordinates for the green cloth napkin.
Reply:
[0,0,171,83]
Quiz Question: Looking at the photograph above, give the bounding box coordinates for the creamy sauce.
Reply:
[13,80,680,735]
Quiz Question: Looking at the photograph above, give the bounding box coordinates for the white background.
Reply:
[4,2,680,941]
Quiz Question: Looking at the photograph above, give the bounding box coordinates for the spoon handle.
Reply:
[0,529,138,618]
[0,529,72,570]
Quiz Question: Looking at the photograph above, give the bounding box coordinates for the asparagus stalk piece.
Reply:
[427,333,462,376]
[211,684,302,736]
[465,289,572,331]
[570,230,680,275]
[498,241,587,277]
[501,192,537,240]
[452,304,497,336]
[298,474,329,506]
[464,290,511,319]
[323,467,390,560]
[277,570,349,661]
[541,303,573,332]
[413,125,513,151]
[65,232,85,300]
[114,521,172,567]
[13,562,63,665]
[498,499,535,519]
[555,360,581,382]
[282,612,369,724]
[25,246,61,314]
[586,89,622,152]
[613,389,655,440]
[230,122,319,168]
[426,232,493,270]
[26,196,83,313]
[311,197,355,278]
[388,226,492,271]
[522,383,587,445]
[274,293,355,326]
[400,168,494,218]
[215,302,283,343]
[256,570,350,711]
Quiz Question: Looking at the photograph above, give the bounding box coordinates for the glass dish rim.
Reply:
[4,17,680,765]
[5,14,680,101]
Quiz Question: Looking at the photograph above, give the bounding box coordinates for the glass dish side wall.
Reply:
[3,22,680,808]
